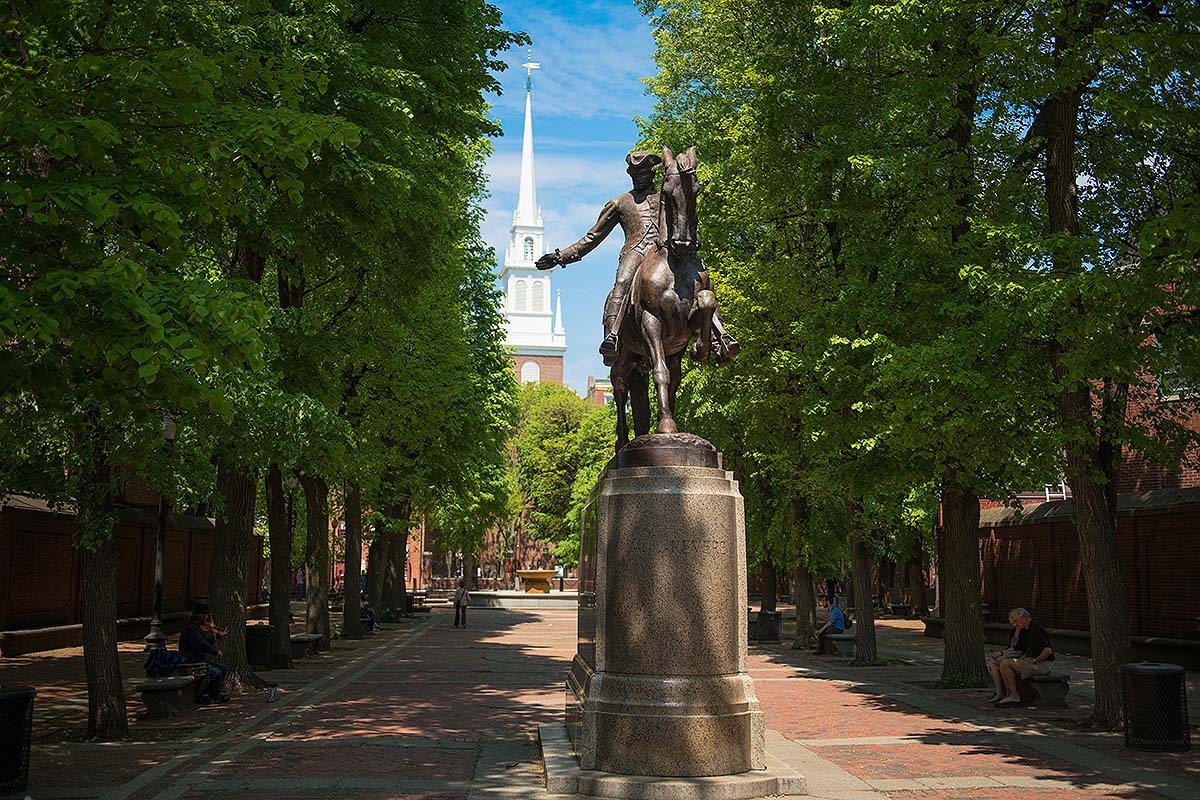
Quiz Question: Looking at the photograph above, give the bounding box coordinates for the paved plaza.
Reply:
[4,608,1197,800]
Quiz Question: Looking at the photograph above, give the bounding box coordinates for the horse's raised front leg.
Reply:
[690,288,716,363]
[640,311,677,434]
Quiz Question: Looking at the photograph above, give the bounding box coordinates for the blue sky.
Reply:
[481,1,657,396]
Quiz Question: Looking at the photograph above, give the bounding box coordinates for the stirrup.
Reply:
[598,333,618,358]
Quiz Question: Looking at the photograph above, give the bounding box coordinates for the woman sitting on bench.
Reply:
[989,607,1054,707]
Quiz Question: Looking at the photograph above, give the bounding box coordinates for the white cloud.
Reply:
[484,148,620,196]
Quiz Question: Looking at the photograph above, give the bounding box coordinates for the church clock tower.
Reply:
[499,54,567,385]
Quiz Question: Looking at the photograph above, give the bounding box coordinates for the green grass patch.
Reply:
[938,673,988,689]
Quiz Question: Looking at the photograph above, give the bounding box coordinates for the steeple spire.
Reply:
[515,50,541,227]
[554,290,565,336]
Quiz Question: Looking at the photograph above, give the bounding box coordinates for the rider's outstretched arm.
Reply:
[557,199,621,264]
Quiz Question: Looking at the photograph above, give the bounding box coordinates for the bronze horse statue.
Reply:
[610,146,720,450]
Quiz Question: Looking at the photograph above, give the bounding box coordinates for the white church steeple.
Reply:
[515,57,540,228]
[499,51,566,381]
[504,53,544,268]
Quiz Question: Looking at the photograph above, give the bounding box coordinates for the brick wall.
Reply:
[0,497,266,631]
[1118,393,1195,494]
[512,354,564,385]
[978,491,1200,639]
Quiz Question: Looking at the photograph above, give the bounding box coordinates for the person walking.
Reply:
[453,580,470,629]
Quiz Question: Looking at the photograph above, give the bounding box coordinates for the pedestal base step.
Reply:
[540,724,807,799]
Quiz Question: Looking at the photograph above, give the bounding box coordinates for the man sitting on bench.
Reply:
[991,607,1053,707]
[360,591,381,632]
[812,597,848,654]
[179,602,229,704]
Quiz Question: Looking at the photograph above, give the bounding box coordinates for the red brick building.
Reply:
[974,370,1200,640]
[587,375,613,406]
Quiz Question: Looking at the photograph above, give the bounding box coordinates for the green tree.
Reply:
[1,0,524,733]
[509,384,615,568]
[0,0,280,738]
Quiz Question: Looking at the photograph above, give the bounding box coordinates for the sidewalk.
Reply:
[752,614,1199,800]
[1,607,1195,800]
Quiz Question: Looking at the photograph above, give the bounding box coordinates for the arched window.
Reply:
[523,237,535,261]
[532,280,545,312]
[514,279,527,311]
[521,360,540,383]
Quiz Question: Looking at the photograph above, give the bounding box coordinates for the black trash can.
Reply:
[245,624,273,668]
[0,686,36,794]
[1120,662,1190,752]
[757,610,782,643]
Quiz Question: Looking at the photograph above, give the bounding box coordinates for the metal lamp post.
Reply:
[144,416,177,651]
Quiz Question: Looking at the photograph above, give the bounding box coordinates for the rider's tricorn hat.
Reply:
[626,150,662,172]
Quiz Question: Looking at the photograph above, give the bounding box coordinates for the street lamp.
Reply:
[144,416,177,651]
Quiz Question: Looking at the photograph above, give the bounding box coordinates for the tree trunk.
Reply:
[759,559,778,613]
[1064,455,1131,728]
[791,563,817,650]
[463,551,478,590]
[1043,22,1131,725]
[209,457,259,692]
[940,482,989,686]
[877,558,896,608]
[367,534,388,615]
[383,503,409,613]
[382,533,399,613]
[265,464,293,668]
[76,425,128,740]
[386,531,407,613]
[81,533,127,739]
[342,482,363,639]
[909,534,929,616]
[849,534,878,666]
[301,474,331,651]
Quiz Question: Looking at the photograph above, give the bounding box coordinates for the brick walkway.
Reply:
[2,609,1196,799]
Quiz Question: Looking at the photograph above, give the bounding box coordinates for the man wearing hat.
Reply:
[537,150,663,364]
[179,601,229,703]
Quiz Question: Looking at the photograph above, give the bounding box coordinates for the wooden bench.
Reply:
[135,674,203,719]
[827,633,856,659]
[1015,672,1070,707]
[290,633,322,659]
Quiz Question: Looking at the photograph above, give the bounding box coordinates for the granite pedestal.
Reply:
[555,434,802,797]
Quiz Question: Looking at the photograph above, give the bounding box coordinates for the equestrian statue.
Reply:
[537,146,738,450]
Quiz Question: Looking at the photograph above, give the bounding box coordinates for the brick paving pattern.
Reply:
[1,608,1195,799]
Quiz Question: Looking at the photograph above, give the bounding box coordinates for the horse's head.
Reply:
[660,146,699,259]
